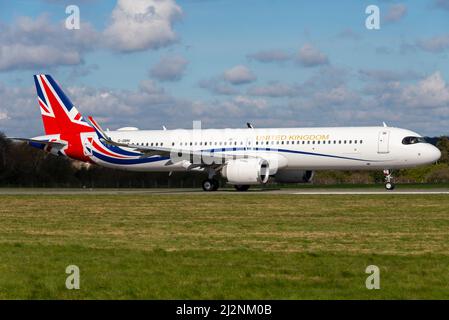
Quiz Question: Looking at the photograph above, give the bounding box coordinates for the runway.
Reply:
[290,190,449,195]
[1,187,449,195]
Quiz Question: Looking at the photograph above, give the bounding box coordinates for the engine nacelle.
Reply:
[221,158,270,185]
[274,170,314,183]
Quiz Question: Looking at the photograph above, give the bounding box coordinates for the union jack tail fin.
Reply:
[33,74,93,135]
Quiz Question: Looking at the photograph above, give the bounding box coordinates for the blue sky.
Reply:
[1,0,449,136]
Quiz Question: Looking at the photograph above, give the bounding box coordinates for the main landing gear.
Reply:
[202,179,219,191]
[202,168,219,192]
[383,169,395,191]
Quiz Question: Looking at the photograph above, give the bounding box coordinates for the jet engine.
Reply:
[274,170,314,183]
[221,158,270,185]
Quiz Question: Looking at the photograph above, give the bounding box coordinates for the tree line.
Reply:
[0,132,448,188]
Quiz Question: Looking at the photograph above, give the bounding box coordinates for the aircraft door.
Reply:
[377,130,390,154]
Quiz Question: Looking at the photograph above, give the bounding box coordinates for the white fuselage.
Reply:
[79,126,441,173]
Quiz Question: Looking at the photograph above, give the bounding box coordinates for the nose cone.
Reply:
[422,144,441,164]
[430,145,442,162]
[416,144,441,165]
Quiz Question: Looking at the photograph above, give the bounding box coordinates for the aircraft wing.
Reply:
[8,137,66,148]
[87,116,256,165]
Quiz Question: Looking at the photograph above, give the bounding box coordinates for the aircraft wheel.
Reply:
[202,179,216,192]
[234,185,250,192]
[385,182,395,191]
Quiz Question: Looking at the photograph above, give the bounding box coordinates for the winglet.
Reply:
[87,116,110,141]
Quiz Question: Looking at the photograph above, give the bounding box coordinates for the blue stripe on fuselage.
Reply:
[201,147,378,162]
[92,150,169,165]
[101,142,142,156]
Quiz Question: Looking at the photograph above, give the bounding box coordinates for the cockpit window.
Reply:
[402,136,426,145]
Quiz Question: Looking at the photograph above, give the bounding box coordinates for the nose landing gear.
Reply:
[383,169,395,190]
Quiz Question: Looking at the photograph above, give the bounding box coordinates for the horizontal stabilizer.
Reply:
[8,137,66,148]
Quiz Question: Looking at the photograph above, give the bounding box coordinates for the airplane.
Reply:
[11,74,441,191]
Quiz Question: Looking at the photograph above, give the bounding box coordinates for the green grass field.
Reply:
[1,193,449,299]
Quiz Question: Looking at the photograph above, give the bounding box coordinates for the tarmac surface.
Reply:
[1,188,449,195]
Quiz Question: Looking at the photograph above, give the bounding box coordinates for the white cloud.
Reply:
[67,64,99,80]
[309,86,360,107]
[0,44,81,71]
[358,69,421,82]
[399,72,449,108]
[0,15,98,71]
[0,111,8,121]
[214,96,268,118]
[149,55,188,82]
[199,78,239,95]
[223,65,257,85]
[385,4,407,23]
[435,0,449,11]
[0,1,184,71]
[361,71,449,112]
[247,82,299,98]
[416,34,449,53]
[233,95,267,109]
[297,43,329,67]
[104,0,182,52]
[336,28,361,41]
[247,49,292,63]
